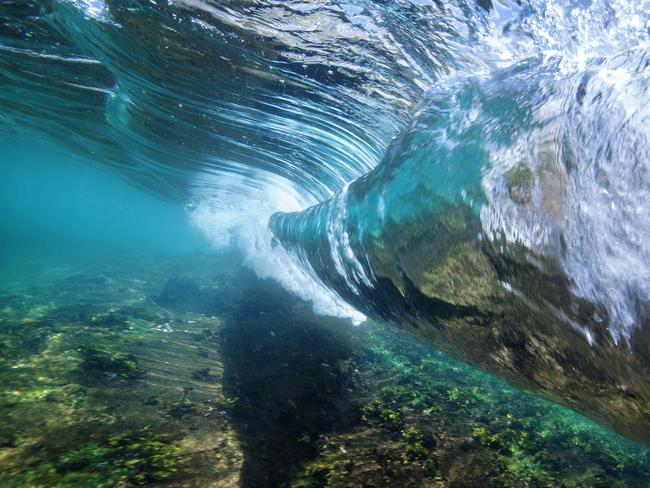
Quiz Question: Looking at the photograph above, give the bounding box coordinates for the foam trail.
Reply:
[190,185,366,325]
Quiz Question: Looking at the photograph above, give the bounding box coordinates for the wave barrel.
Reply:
[271,59,650,445]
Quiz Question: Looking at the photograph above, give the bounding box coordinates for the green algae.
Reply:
[57,428,186,486]
[505,161,535,204]
[362,400,404,431]
[399,427,437,467]
[2,429,187,488]
[78,347,141,382]
[293,318,650,487]
[0,252,649,487]
[0,254,244,488]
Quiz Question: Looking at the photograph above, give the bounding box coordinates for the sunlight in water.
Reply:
[1,0,650,486]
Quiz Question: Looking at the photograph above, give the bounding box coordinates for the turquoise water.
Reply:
[2,0,650,486]
[1,137,206,274]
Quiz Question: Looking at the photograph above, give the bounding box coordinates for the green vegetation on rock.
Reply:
[505,161,535,204]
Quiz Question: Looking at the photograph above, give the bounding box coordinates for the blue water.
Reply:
[1,137,206,276]
[2,0,650,485]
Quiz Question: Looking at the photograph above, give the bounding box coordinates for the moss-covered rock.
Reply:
[505,161,534,204]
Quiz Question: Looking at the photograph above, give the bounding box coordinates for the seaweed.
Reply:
[50,428,186,486]
[1,253,649,488]
[78,346,142,382]
[362,399,403,431]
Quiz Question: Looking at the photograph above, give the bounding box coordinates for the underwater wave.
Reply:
[271,1,650,443]
[1,0,497,319]
[3,0,650,443]
[0,0,491,201]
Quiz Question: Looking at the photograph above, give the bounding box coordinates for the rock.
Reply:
[156,277,207,313]
[78,347,141,382]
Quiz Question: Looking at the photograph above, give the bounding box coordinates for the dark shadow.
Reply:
[218,274,362,487]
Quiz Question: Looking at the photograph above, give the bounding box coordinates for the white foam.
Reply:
[480,52,650,343]
[65,0,110,21]
[482,0,650,75]
[189,180,366,325]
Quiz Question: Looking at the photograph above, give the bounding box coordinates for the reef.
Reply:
[0,252,648,487]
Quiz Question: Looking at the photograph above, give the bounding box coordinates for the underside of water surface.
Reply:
[2,0,650,486]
